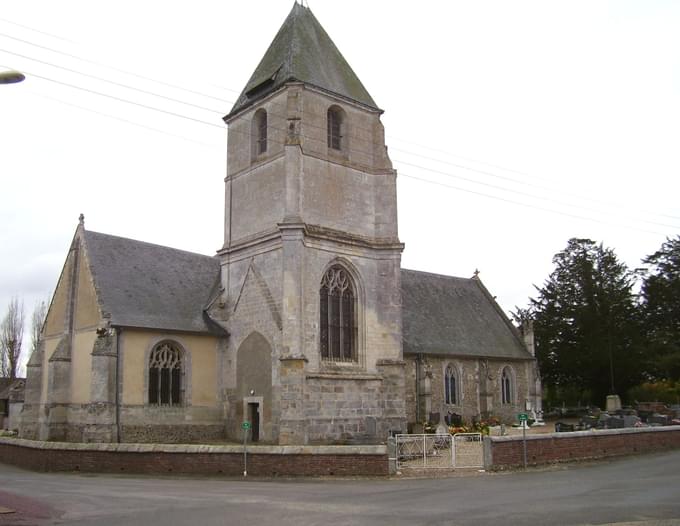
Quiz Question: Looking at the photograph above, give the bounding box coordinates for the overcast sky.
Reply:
[1,0,679,370]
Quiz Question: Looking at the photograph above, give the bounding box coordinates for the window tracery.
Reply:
[148,341,183,406]
[320,265,356,362]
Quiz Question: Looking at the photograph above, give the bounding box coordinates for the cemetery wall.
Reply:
[0,438,388,477]
[487,426,680,469]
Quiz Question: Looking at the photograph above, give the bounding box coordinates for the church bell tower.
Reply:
[217,2,405,444]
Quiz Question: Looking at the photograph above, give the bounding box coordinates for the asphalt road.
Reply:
[1,450,680,526]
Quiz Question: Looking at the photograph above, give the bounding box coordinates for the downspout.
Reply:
[415,353,422,424]
[115,327,122,443]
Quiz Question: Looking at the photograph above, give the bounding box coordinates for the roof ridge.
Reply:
[401,268,473,282]
[85,230,218,261]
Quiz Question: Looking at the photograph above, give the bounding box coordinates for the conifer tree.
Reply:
[527,239,642,406]
[641,236,680,381]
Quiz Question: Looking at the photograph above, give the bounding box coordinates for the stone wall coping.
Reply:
[489,425,680,443]
[0,437,387,455]
[306,372,383,381]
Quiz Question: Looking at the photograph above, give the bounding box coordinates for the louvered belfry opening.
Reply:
[148,342,182,406]
[320,266,357,362]
[327,106,343,150]
[255,109,267,154]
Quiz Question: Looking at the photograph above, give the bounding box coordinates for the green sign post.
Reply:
[242,421,251,476]
[518,413,528,422]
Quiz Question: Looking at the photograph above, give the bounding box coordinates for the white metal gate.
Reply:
[395,433,483,470]
[452,433,484,468]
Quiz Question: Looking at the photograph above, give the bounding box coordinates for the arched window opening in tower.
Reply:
[327,106,343,150]
[320,265,357,362]
[254,109,267,155]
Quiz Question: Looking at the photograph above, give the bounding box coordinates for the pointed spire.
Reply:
[226,3,378,119]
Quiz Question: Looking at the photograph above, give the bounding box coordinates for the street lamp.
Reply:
[0,70,25,84]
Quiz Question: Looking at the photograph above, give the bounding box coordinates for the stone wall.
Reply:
[304,374,384,444]
[486,426,680,469]
[404,355,534,426]
[0,438,388,477]
[120,425,225,444]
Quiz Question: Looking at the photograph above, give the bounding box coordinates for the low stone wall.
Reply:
[486,426,680,469]
[0,438,388,477]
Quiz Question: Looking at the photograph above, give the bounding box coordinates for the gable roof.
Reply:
[0,378,12,399]
[227,2,378,119]
[0,378,24,400]
[83,230,224,335]
[401,269,532,361]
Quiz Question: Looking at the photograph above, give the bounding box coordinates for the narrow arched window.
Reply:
[501,366,513,404]
[148,341,183,406]
[445,365,458,405]
[327,106,343,150]
[320,265,356,362]
[253,109,267,155]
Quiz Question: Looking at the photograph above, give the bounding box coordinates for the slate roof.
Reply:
[0,378,24,400]
[0,378,12,399]
[84,230,224,335]
[401,269,532,361]
[227,2,378,118]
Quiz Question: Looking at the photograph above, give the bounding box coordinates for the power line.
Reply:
[398,172,666,236]
[13,65,679,234]
[391,144,680,223]
[7,78,674,237]
[27,89,224,150]
[20,69,226,129]
[14,67,678,235]
[2,49,224,114]
[0,17,76,43]
[0,31,231,104]
[3,25,677,226]
[393,159,680,230]
[3,21,678,231]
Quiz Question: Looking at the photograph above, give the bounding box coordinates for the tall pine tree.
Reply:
[641,236,680,381]
[527,239,642,407]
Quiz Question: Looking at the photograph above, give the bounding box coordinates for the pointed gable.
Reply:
[227,2,378,119]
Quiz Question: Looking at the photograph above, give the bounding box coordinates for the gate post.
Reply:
[483,435,492,470]
[387,436,397,475]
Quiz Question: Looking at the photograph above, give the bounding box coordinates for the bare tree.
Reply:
[30,299,48,357]
[0,297,25,379]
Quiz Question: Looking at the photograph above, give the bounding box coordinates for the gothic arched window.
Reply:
[320,265,356,362]
[327,106,344,150]
[253,108,267,155]
[445,365,459,405]
[501,366,514,404]
[148,341,183,406]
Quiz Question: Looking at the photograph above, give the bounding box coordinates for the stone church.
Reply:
[20,3,540,445]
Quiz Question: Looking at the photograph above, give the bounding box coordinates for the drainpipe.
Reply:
[115,327,122,443]
[415,353,422,424]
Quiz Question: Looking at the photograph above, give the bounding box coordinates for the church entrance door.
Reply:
[248,402,260,442]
